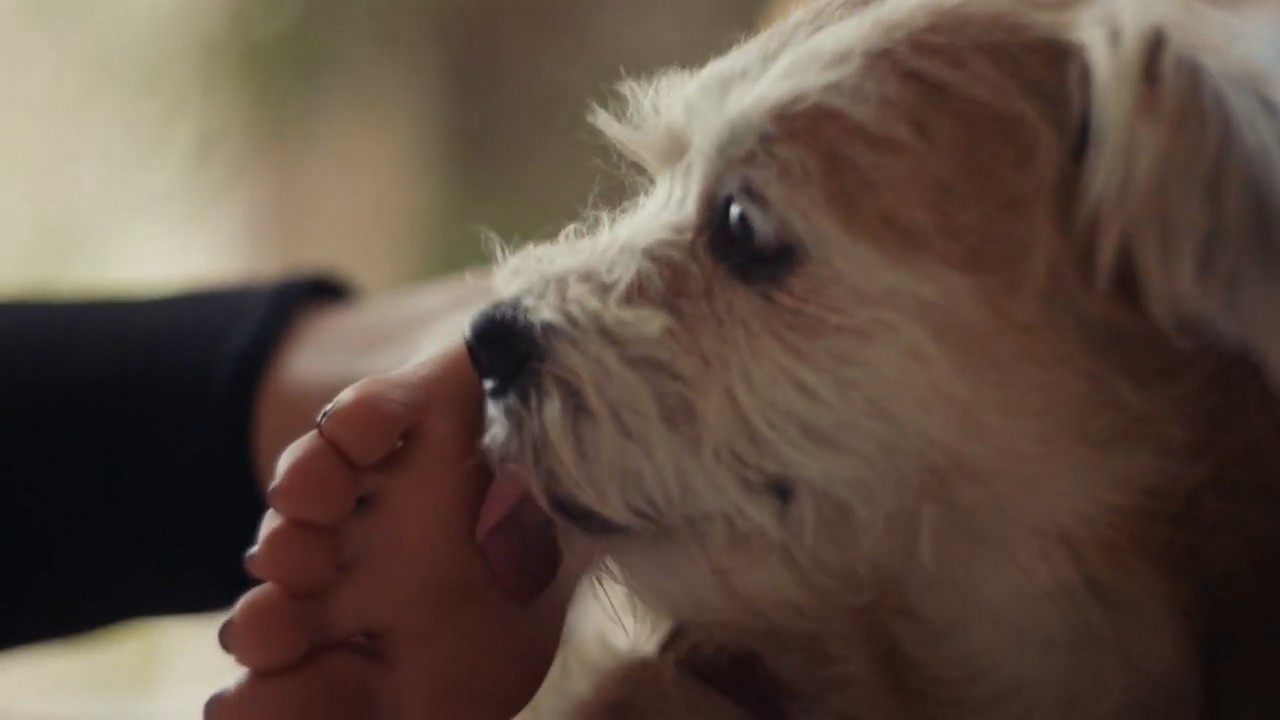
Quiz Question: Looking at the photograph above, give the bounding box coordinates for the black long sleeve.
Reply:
[0,277,349,649]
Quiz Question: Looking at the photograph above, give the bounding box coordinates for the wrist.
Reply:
[252,296,352,489]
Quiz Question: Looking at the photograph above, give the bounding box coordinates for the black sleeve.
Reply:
[0,277,350,649]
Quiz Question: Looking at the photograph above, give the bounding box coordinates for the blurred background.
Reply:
[0,0,769,717]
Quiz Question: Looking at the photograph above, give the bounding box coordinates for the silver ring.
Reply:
[315,400,338,438]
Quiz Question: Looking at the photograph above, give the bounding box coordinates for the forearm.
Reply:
[0,268,492,648]
[0,277,347,647]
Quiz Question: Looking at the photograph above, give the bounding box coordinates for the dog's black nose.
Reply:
[465,300,540,397]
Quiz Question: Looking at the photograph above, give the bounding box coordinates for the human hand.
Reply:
[251,270,493,488]
[211,343,580,719]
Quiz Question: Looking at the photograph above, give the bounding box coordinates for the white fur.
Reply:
[494,0,1280,717]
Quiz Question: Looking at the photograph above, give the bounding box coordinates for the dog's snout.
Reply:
[465,300,540,398]
[548,493,629,536]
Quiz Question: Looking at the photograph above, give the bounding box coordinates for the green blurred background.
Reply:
[0,0,767,298]
[0,0,769,716]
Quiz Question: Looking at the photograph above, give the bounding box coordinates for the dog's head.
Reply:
[469,0,1280,627]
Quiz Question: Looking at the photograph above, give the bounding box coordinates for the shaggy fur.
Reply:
[483,0,1280,717]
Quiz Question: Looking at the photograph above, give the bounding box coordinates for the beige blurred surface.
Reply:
[0,1,247,296]
[0,0,766,717]
[0,614,236,720]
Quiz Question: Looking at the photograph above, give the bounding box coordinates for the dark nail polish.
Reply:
[204,688,227,719]
[217,618,232,653]
[353,492,375,515]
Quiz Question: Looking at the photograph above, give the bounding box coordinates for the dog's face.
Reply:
[471,0,1280,629]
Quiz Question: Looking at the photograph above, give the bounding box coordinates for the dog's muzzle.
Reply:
[466,300,540,398]
[548,492,630,536]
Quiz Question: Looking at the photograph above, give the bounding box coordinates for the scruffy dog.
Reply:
[465,0,1280,717]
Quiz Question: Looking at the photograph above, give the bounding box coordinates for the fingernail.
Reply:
[204,688,227,719]
[265,476,282,502]
[353,492,375,515]
[217,618,233,653]
[243,545,260,574]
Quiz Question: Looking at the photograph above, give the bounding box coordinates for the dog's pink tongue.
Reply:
[475,465,561,602]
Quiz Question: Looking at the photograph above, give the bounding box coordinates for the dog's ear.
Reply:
[1075,3,1280,379]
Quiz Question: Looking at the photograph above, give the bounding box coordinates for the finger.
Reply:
[246,519,340,595]
[269,433,360,527]
[221,584,373,672]
[206,650,378,720]
[316,375,426,468]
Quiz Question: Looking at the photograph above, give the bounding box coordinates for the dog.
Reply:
[467,0,1280,716]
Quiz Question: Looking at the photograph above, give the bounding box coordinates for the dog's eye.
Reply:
[709,193,798,285]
